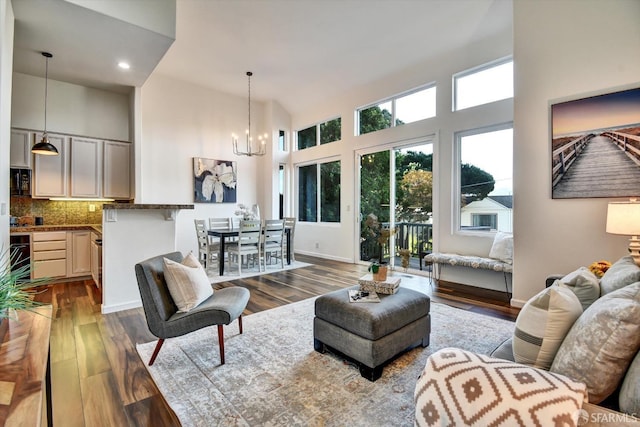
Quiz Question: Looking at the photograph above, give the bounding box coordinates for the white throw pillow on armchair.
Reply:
[163,252,213,312]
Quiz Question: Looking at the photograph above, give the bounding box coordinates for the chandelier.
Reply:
[32,52,59,156]
[232,71,267,157]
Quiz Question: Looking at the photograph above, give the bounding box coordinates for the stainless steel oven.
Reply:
[9,233,31,280]
[91,233,102,288]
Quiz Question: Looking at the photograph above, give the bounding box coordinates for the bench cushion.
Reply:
[315,285,430,341]
[424,253,513,273]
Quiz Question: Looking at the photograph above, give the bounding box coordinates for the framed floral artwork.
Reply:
[193,157,237,203]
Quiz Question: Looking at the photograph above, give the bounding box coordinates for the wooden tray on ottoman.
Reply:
[358,274,401,295]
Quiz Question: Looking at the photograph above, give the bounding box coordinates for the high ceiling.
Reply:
[11,0,512,113]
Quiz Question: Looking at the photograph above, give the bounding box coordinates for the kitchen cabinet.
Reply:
[68,230,91,277]
[10,129,33,168]
[26,127,132,200]
[33,133,68,198]
[32,231,67,279]
[103,141,131,199]
[70,137,102,198]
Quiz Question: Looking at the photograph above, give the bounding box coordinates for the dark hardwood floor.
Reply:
[34,254,518,426]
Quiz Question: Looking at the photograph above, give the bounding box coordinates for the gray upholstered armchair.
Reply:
[134,251,250,366]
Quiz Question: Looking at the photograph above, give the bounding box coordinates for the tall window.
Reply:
[357,85,436,135]
[297,117,341,150]
[453,58,513,111]
[278,130,286,151]
[298,160,341,223]
[457,125,513,233]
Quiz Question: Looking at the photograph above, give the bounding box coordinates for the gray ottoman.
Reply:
[313,285,430,381]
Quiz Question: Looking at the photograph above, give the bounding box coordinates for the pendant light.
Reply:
[32,52,59,156]
[232,71,268,157]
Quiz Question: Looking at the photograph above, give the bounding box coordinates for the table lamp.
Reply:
[606,199,640,265]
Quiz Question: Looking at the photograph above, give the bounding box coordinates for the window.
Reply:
[453,58,513,111]
[278,130,286,151]
[298,160,341,223]
[457,125,513,233]
[296,117,341,150]
[472,213,497,230]
[357,85,436,135]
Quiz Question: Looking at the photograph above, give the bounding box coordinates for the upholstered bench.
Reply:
[313,285,430,381]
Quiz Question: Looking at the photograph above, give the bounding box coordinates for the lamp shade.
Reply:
[31,136,59,155]
[606,201,640,236]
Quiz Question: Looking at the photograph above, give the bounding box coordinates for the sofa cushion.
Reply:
[512,285,582,370]
[556,267,601,311]
[600,256,640,295]
[414,348,588,427]
[619,350,640,415]
[489,231,513,264]
[550,282,640,404]
[163,252,213,313]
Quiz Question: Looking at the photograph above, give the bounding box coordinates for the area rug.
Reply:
[136,296,514,427]
[206,260,312,284]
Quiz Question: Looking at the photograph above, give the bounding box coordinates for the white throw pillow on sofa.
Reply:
[489,232,513,264]
[557,267,600,311]
[163,252,213,312]
[513,285,582,370]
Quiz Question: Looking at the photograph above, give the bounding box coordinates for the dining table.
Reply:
[208,227,292,276]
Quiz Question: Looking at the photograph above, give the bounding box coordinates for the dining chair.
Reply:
[262,219,285,269]
[209,217,232,263]
[283,217,297,263]
[194,219,218,272]
[227,219,262,275]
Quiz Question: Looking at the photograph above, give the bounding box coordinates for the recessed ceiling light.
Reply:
[118,62,130,70]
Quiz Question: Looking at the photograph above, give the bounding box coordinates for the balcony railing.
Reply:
[360,221,433,262]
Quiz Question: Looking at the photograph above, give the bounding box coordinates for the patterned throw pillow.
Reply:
[550,282,640,404]
[512,285,582,370]
[163,252,213,312]
[600,256,640,295]
[415,348,588,427]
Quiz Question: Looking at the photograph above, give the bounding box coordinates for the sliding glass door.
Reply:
[358,142,433,271]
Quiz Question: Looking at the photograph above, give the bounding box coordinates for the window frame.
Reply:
[296,157,341,224]
[452,56,513,112]
[454,122,513,236]
[356,83,436,136]
[295,116,342,151]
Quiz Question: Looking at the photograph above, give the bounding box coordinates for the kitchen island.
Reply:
[101,204,194,313]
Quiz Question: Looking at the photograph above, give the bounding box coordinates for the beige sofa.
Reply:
[415,256,640,426]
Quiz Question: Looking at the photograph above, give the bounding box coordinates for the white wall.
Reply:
[0,0,14,254]
[288,29,513,267]
[139,73,268,256]
[512,0,640,304]
[11,72,131,141]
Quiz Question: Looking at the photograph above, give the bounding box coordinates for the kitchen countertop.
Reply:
[102,203,194,210]
[9,224,102,235]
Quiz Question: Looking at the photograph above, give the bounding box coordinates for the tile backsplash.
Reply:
[10,197,104,225]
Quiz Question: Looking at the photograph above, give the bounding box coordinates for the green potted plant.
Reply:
[364,213,396,280]
[0,247,47,322]
[368,260,388,281]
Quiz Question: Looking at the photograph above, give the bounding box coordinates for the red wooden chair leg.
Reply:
[238,315,243,334]
[148,338,165,366]
[218,325,225,365]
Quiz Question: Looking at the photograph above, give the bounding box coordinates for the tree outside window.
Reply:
[298,160,340,223]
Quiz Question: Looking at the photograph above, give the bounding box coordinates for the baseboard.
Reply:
[509,298,526,308]
[101,300,141,314]
[435,280,512,306]
[295,250,352,263]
